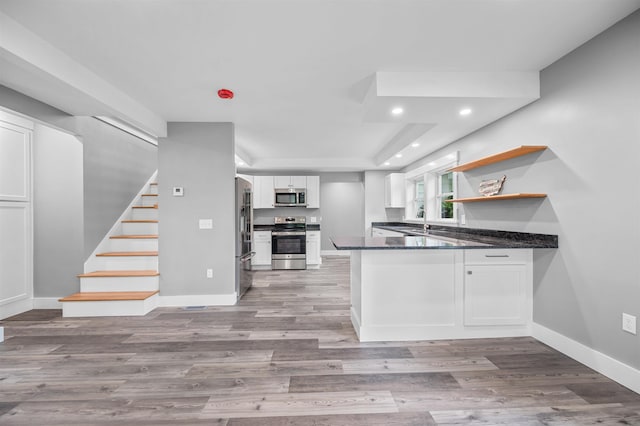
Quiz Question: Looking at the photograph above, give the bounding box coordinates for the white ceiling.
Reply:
[1,0,639,171]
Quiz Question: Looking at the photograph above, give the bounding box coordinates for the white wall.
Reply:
[33,123,83,298]
[363,171,404,236]
[403,10,640,369]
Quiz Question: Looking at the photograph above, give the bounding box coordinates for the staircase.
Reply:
[59,180,160,317]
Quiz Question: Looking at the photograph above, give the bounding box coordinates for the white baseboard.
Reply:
[533,322,640,394]
[0,298,33,320]
[321,250,350,256]
[159,293,237,307]
[33,298,62,309]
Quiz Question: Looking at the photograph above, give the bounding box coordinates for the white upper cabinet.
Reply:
[305,176,320,209]
[384,173,405,208]
[274,176,307,188]
[253,176,274,209]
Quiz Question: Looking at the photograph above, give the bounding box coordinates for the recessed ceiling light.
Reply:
[459,108,472,116]
[237,161,244,166]
[428,161,436,166]
[395,153,403,158]
[391,107,404,116]
[383,162,391,166]
[411,143,420,148]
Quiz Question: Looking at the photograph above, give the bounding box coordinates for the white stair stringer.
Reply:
[83,170,158,272]
[61,293,159,318]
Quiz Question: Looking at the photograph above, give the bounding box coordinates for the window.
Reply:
[414,179,425,218]
[438,171,454,220]
[403,152,458,223]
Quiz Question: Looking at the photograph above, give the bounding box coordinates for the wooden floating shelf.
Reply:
[447,193,547,203]
[449,145,547,172]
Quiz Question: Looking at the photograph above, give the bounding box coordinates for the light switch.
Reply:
[199,219,213,229]
[173,187,184,196]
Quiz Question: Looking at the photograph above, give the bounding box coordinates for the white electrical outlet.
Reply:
[622,313,636,335]
[206,269,213,278]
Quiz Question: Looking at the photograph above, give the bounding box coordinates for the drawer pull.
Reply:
[485,254,509,258]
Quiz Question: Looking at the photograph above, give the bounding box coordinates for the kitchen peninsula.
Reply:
[331,224,557,342]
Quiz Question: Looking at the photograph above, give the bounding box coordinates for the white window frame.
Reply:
[436,170,456,221]
[403,151,459,224]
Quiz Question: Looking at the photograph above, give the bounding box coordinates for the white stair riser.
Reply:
[80,275,159,292]
[110,238,158,252]
[61,295,159,317]
[90,256,158,271]
[132,209,158,221]
[140,196,158,207]
[122,222,158,234]
[148,186,158,195]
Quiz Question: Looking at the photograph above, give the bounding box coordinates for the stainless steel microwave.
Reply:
[274,188,307,207]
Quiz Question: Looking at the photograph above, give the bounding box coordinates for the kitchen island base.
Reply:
[350,249,533,342]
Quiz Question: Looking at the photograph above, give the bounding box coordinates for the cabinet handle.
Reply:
[485,254,509,258]
[467,271,473,275]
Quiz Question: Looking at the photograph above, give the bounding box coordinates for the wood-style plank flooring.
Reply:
[1,256,639,425]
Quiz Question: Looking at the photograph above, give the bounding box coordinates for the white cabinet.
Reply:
[306,230,321,266]
[253,176,274,209]
[384,173,405,208]
[252,231,272,266]
[463,249,532,326]
[372,227,405,237]
[274,176,306,188]
[305,176,320,208]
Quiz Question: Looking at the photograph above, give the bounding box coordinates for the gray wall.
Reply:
[33,124,84,297]
[404,11,640,368]
[253,172,365,250]
[77,117,158,258]
[1,87,158,296]
[158,123,236,296]
[0,85,77,135]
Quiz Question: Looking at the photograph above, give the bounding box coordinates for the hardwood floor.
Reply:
[1,256,639,425]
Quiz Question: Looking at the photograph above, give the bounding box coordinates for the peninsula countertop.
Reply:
[331,223,558,250]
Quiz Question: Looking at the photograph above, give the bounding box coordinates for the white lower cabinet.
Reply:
[463,249,531,326]
[252,231,272,267]
[306,230,321,266]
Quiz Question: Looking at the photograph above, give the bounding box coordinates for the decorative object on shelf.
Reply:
[479,175,506,196]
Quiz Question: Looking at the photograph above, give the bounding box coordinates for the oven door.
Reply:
[272,231,306,270]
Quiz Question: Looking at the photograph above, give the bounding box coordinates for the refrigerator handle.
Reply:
[240,252,256,263]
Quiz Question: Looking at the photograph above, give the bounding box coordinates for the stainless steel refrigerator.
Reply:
[235,177,254,301]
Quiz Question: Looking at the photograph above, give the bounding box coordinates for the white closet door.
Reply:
[0,112,33,318]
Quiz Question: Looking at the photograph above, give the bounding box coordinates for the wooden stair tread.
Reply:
[78,270,159,278]
[141,194,158,197]
[132,206,158,209]
[110,234,158,239]
[96,251,158,257]
[122,220,158,223]
[59,290,159,302]
[150,182,158,185]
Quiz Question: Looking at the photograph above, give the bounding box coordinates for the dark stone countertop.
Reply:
[331,222,558,250]
[306,224,320,231]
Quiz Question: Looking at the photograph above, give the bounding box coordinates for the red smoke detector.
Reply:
[218,89,234,99]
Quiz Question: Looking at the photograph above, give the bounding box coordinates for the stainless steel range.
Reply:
[272,216,306,270]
